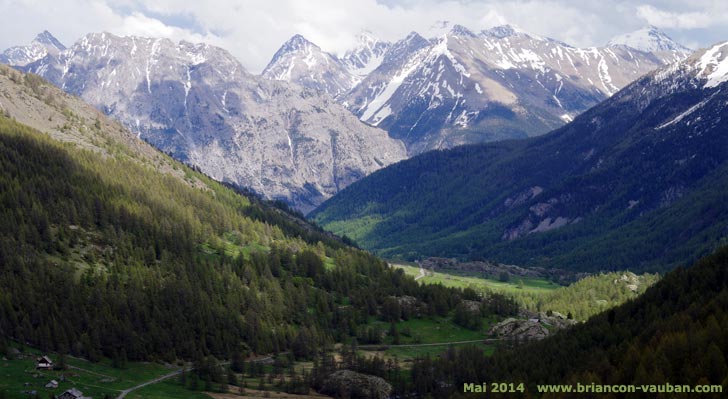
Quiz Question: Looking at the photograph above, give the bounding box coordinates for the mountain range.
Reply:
[265,23,690,154]
[1,25,690,212]
[312,41,728,273]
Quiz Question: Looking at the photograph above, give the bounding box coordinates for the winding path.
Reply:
[414,266,426,281]
[117,370,184,399]
[115,360,235,398]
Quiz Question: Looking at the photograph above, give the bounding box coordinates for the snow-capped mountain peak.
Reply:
[262,34,355,96]
[10,32,405,212]
[269,34,318,61]
[607,26,691,53]
[0,30,66,66]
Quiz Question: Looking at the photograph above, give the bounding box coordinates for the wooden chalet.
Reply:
[36,355,54,370]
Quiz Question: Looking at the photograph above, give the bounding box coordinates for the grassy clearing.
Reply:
[390,317,488,344]
[392,264,558,294]
[359,316,497,366]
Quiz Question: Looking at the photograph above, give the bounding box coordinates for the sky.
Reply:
[1,0,727,73]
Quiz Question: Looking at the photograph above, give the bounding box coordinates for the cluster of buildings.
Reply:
[34,355,91,399]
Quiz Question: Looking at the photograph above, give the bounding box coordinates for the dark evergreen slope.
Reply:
[313,43,728,273]
[402,244,728,398]
[0,66,473,363]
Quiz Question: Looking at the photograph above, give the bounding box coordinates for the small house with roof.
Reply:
[36,355,54,370]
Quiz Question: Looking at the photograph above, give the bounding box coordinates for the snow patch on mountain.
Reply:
[360,47,426,122]
[342,31,390,80]
[697,42,728,88]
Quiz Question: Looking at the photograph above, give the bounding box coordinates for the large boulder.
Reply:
[321,369,392,399]
[489,318,549,340]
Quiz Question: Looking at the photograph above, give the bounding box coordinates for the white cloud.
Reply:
[1,0,727,73]
[636,5,714,29]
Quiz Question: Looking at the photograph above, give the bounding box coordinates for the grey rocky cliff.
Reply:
[17,32,406,213]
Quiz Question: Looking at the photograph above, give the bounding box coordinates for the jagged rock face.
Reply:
[0,31,66,66]
[17,32,406,213]
[489,318,551,340]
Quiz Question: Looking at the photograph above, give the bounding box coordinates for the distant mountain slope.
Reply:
[3,32,406,213]
[312,42,728,273]
[265,23,690,155]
